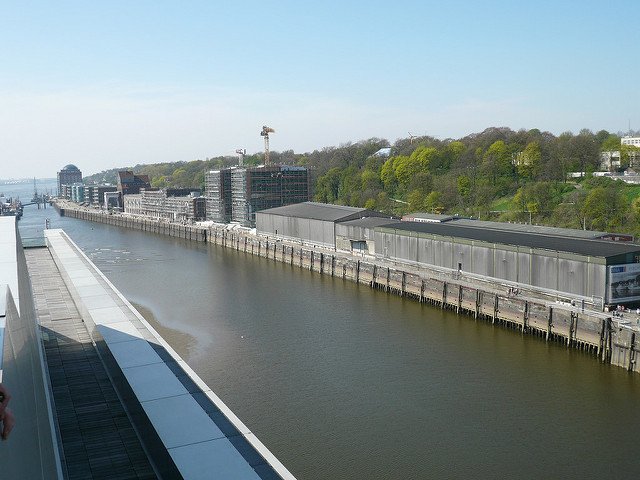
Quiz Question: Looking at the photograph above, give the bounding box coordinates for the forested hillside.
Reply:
[83,127,640,236]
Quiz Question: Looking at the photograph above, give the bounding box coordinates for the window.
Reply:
[351,240,367,252]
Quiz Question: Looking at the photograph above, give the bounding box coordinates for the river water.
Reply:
[9,179,640,479]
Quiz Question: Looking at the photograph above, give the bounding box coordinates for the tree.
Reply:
[513,186,528,214]
[601,134,621,152]
[338,166,361,205]
[473,182,495,218]
[481,140,505,184]
[621,144,640,170]
[596,129,610,145]
[408,190,425,212]
[393,155,422,188]
[314,167,342,203]
[457,175,471,207]
[194,172,205,191]
[360,170,380,191]
[631,196,640,218]
[550,131,574,182]
[377,192,393,214]
[410,146,439,170]
[515,142,541,179]
[481,140,513,190]
[365,155,385,174]
[436,141,465,171]
[581,187,629,231]
[531,182,555,215]
[380,157,397,194]
[513,182,555,220]
[569,132,599,174]
[407,171,433,195]
[424,191,441,212]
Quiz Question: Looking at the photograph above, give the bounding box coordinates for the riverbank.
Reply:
[130,301,197,362]
[54,201,640,374]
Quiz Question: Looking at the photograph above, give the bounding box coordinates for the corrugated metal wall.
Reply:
[257,213,336,248]
[257,219,609,300]
[375,229,607,299]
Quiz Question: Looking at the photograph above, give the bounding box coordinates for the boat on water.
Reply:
[0,193,23,219]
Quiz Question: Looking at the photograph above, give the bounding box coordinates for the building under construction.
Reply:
[205,164,311,226]
[205,169,233,223]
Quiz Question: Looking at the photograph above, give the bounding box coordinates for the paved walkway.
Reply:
[25,246,157,480]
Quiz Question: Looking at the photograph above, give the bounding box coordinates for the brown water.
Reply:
[18,196,640,479]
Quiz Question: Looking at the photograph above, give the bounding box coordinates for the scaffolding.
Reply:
[205,169,232,223]
[206,165,310,226]
[231,168,249,225]
[231,165,310,226]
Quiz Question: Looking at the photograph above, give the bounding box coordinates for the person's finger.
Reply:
[1,409,15,440]
[0,384,10,410]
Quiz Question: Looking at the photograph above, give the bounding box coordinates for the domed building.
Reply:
[57,164,82,198]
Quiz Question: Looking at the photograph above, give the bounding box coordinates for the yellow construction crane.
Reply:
[261,125,275,165]
[409,132,429,144]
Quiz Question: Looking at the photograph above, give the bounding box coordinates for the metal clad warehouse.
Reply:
[375,221,640,303]
[256,202,391,249]
[335,217,397,254]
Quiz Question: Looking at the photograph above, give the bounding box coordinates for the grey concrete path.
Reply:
[25,246,158,480]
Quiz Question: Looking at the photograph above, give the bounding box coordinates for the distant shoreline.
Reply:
[0,178,57,183]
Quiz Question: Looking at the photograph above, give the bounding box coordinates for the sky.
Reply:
[1,0,639,179]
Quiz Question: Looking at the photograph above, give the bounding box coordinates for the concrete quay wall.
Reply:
[55,205,640,374]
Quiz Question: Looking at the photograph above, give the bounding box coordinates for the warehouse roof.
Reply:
[259,202,388,222]
[338,217,398,228]
[379,221,640,258]
[450,218,612,240]
[403,213,460,223]
[401,213,615,239]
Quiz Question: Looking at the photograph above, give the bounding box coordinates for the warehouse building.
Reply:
[257,203,640,305]
[335,217,397,255]
[375,221,640,305]
[403,212,634,241]
[257,202,392,249]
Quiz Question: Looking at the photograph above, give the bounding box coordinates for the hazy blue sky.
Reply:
[1,0,638,178]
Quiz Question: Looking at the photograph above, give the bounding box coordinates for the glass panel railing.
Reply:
[21,236,47,248]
